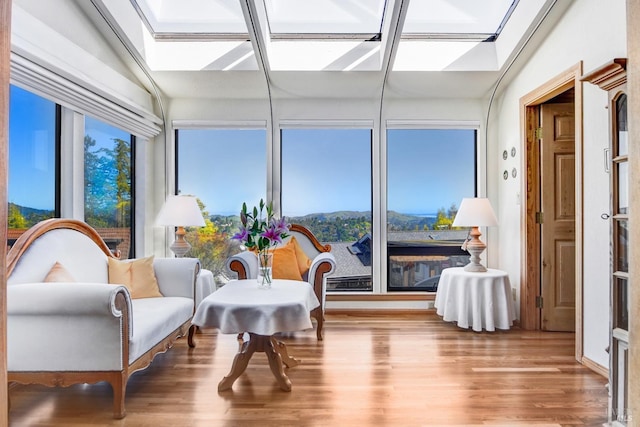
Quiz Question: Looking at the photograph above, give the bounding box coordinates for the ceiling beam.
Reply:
[379,0,410,76]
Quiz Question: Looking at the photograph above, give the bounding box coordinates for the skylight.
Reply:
[263,0,387,39]
[118,0,536,72]
[131,0,249,38]
[402,0,517,41]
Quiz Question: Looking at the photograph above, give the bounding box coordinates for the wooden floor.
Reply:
[8,312,608,426]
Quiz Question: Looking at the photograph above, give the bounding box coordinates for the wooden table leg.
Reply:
[271,337,299,368]
[218,333,294,392]
[218,336,258,391]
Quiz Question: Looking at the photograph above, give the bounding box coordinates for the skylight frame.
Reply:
[263,0,388,41]
[130,0,250,41]
[401,0,519,42]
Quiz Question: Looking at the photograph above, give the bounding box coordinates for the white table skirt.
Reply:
[192,279,320,336]
[434,267,515,332]
[195,269,216,308]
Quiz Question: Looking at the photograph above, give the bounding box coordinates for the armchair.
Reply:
[226,224,336,340]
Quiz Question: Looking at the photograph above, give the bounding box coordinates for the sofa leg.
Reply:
[111,374,127,419]
[314,312,324,341]
[188,324,197,348]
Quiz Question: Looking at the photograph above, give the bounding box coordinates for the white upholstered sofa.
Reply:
[7,219,201,419]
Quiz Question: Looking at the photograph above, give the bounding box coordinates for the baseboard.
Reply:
[581,356,608,378]
[326,308,437,317]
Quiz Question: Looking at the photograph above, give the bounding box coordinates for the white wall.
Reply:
[490,0,627,368]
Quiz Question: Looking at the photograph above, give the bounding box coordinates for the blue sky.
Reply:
[9,85,132,211]
[179,128,476,217]
[9,85,56,210]
[10,84,476,216]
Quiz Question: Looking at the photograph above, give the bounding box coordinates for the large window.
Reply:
[386,128,476,291]
[84,116,134,258]
[176,128,267,282]
[281,128,372,292]
[8,85,59,243]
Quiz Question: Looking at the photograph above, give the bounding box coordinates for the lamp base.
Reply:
[463,226,488,273]
[170,226,192,258]
[463,261,488,273]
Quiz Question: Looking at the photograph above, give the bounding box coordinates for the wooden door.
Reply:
[540,102,576,331]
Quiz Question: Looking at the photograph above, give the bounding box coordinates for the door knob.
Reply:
[601,213,610,220]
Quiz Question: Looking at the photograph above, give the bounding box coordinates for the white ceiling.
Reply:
[85,0,564,100]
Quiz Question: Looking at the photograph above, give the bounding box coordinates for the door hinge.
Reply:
[536,296,544,308]
[535,127,543,140]
[535,212,544,224]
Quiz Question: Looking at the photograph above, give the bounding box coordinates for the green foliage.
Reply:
[184,198,239,283]
[7,203,53,229]
[84,135,131,228]
[8,203,27,229]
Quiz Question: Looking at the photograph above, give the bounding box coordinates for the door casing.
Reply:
[519,62,583,361]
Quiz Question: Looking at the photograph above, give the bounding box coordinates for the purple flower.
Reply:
[261,224,284,245]
[231,226,249,242]
[271,216,290,235]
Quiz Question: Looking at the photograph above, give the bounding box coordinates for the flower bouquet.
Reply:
[231,199,290,288]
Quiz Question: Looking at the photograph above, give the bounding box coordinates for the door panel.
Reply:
[540,102,576,332]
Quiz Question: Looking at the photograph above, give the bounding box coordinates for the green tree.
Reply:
[84,135,131,228]
[432,205,457,230]
[8,203,27,229]
[185,199,236,284]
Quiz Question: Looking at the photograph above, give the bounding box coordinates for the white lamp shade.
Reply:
[156,195,206,227]
[452,197,498,227]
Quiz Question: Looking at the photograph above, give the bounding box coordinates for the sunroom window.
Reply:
[84,116,135,259]
[8,85,59,245]
[175,128,267,283]
[281,128,373,292]
[386,128,477,291]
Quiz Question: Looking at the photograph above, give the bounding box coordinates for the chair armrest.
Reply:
[226,251,258,280]
[153,257,201,299]
[308,252,336,310]
[7,282,133,371]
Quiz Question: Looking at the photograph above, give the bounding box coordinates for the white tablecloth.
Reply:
[196,269,216,308]
[192,279,320,336]
[434,267,515,332]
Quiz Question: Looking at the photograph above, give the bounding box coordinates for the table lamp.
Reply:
[452,197,498,272]
[156,195,206,257]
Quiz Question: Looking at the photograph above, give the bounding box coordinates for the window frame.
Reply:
[278,122,375,293]
[383,121,481,293]
[7,84,62,245]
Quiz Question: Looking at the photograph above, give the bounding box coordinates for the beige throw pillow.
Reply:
[44,261,76,282]
[108,255,163,299]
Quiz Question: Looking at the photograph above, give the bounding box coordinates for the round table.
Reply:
[192,279,319,391]
[434,267,516,332]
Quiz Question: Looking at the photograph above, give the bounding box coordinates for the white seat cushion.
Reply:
[129,297,193,363]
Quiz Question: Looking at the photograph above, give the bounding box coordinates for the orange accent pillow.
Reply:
[289,236,312,276]
[44,261,76,282]
[108,255,163,299]
[272,241,304,281]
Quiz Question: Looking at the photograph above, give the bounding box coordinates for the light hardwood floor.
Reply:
[8,312,608,426]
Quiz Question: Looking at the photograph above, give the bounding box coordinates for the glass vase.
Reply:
[257,251,273,289]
